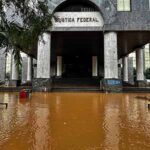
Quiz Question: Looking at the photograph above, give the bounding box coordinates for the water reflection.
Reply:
[0,92,150,150]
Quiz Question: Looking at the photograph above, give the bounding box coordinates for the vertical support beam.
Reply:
[33,32,51,91]
[57,56,62,77]
[118,58,122,79]
[92,56,98,77]
[104,32,118,79]
[128,57,134,84]
[10,53,19,86]
[102,32,122,92]
[0,48,6,82]
[37,32,51,78]
[27,56,32,82]
[123,56,128,82]
[33,59,37,78]
[11,54,19,80]
[136,48,144,81]
[21,56,27,84]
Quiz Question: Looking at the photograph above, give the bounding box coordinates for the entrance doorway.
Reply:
[52,32,104,78]
[63,55,91,78]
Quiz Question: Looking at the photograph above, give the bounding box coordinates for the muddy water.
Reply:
[0,92,150,150]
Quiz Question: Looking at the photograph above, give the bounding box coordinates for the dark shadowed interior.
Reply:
[51,32,103,78]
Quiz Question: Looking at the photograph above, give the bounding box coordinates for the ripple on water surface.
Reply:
[0,92,150,150]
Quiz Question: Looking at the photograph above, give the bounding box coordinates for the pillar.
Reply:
[128,57,134,84]
[104,32,118,79]
[57,56,62,77]
[33,32,51,91]
[37,32,51,78]
[103,32,122,92]
[92,56,98,77]
[0,48,6,82]
[118,58,122,79]
[11,54,19,86]
[27,56,32,82]
[136,48,144,81]
[123,56,128,82]
[33,59,37,78]
[21,56,28,84]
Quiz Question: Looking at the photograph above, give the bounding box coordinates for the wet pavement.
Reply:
[0,92,150,150]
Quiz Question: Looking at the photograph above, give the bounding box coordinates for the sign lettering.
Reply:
[52,12,104,27]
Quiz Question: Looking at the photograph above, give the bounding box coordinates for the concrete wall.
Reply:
[48,0,150,31]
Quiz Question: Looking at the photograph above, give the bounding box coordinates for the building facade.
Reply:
[3,0,150,91]
[33,0,150,91]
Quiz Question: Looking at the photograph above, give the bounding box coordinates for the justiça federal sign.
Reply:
[52,12,104,27]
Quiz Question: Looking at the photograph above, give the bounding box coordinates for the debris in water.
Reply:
[135,96,150,101]
[0,103,8,109]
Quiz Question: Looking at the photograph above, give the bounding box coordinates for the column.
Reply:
[123,56,128,82]
[0,48,6,82]
[21,56,28,84]
[57,56,62,77]
[118,58,122,79]
[33,59,37,78]
[27,56,32,82]
[92,56,98,77]
[128,57,134,84]
[104,32,118,79]
[136,48,144,81]
[37,32,51,78]
[11,53,19,86]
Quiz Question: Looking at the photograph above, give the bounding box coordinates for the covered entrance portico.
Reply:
[33,0,120,91]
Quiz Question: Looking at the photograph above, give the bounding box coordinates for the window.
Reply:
[117,0,131,11]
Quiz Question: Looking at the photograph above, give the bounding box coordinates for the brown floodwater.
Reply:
[0,92,150,150]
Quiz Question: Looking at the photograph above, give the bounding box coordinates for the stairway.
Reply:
[122,81,135,87]
[52,78,100,91]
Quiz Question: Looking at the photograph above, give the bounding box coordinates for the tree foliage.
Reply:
[0,0,52,66]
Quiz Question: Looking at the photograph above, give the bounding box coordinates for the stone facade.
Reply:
[47,0,150,31]
[34,0,150,91]
[101,78,122,92]
[47,0,150,59]
[32,78,52,92]
[1,0,150,91]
